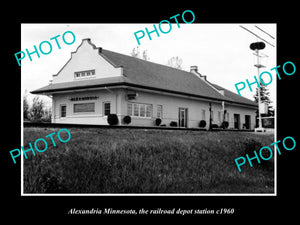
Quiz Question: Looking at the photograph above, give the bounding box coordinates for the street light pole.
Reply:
[255,48,263,131]
[250,42,266,132]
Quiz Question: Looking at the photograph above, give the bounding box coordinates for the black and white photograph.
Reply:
[4,5,298,221]
[20,23,277,195]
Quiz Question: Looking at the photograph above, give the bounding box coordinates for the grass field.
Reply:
[23,127,274,194]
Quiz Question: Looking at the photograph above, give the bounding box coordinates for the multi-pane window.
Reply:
[74,69,96,79]
[146,105,151,118]
[60,105,66,117]
[140,104,146,117]
[133,103,139,116]
[157,105,163,118]
[73,103,95,113]
[127,103,132,115]
[103,102,111,116]
[128,103,152,118]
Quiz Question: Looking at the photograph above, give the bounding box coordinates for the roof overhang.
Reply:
[31,82,257,109]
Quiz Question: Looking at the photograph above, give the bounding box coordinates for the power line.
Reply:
[240,25,275,47]
[255,25,275,39]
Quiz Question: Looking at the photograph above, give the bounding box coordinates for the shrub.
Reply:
[107,114,119,125]
[123,115,131,124]
[170,121,178,127]
[221,121,229,129]
[155,118,162,126]
[199,120,206,128]
[211,124,219,129]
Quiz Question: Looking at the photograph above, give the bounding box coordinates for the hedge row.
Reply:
[108,115,229,129]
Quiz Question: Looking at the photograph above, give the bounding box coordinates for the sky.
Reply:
[21,23,276,109]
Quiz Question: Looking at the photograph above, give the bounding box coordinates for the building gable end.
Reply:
[52,39,123,84]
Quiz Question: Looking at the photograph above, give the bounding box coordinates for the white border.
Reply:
[21,23,277,197]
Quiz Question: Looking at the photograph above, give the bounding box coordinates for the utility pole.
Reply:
[240,25,275,132]
[250,42,266,132]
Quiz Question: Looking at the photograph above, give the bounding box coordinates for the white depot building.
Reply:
[32,38,257,129]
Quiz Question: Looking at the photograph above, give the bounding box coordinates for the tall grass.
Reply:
[23,127,274,193]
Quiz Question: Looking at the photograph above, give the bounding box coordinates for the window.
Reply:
[128,103,152,118]
[74,70,95,79]
[127,103,132,116]
[133,103,139,116]
[157,105,163,118]
[70,96,99,101]
[218,111,221,122]
[60,105,66,118]
[146,105,152,118]
[74,103,95,113]
[140,104,145,117]
[103,102,111,116]
[201,109,206,120]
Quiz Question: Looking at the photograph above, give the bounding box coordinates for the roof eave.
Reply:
[31,82,233,104]
[30,82,128,95]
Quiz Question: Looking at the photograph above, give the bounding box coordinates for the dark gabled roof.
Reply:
[32,42,257,108]
[100,49,229,101]
[211,83,257,107]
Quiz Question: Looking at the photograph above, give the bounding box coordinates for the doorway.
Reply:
[245,115,251,129]
[178,108,188,128]
[234,114,240,129]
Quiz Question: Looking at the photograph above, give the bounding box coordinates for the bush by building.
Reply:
[123,115,131,124]
[170,121,178,127]
[155,118,162,126]
[107,114,119,125]
[199,120,206,128]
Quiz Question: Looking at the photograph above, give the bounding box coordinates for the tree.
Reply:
[43,107,52,122]
[30,96,45,122]
[254,80,271,105]
[167,56,183,70]
[23,90,30,121]
[142,50,149,61]
[253,79,274,116]
[130,47,149,61]
[130,46,140,58]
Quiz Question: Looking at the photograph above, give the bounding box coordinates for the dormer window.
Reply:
[74,69,95,79]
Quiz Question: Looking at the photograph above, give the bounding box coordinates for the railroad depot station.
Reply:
[32,38,257,129]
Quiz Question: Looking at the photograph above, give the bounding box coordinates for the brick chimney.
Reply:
[190,65,198,73]
[190,65,207,81]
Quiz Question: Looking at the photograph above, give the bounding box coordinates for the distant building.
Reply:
[32,38,257,129]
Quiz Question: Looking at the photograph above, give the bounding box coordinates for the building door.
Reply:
[179,108,188,128]
[234,114,240,129]
[245,115,251,129]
